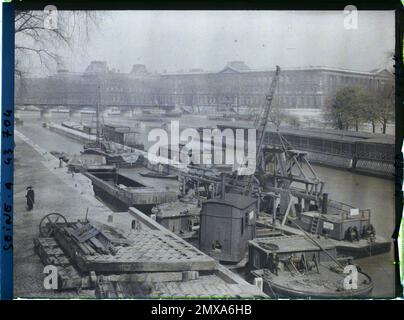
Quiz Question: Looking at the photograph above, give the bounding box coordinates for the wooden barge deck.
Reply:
[33,208,266,298]
[256,214,391,258]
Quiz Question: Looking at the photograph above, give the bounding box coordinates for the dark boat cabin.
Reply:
[199,193,257,263]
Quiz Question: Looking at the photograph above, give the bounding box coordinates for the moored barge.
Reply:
[83,168,179,213]
[248,235,374,298]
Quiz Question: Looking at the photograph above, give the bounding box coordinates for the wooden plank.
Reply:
[87,237,107,253]
[81,241,97,256]
[103,272,184,283]
[76,228,100,242]
[71,223,100,242]
[64,228,93,255]
[57,266,92,290]
[80,259,216,273]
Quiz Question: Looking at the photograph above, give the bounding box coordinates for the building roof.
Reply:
[219,61,251,73]
[155,200,201,218]
[218,124,395,145]
[52,62,393,79]
[203,193,258,210]
[276,127,394,144]
[161,64,392,77]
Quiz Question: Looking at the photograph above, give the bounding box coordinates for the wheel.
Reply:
[39,212,68,237]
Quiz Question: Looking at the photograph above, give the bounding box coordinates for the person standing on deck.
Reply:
[26,186,35,211]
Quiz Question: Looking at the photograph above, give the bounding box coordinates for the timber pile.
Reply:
[33,237,93,290]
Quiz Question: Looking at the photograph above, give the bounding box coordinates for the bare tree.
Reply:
[268,104,300,129]
[15,10,103,77]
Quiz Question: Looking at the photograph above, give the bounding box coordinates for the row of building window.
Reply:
[104,76,383,97]
[156,94,323,108]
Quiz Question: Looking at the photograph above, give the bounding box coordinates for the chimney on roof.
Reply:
[189,68,204,73]
[85,61,109,73]
[131,64,148,74]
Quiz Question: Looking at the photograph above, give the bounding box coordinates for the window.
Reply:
[212,240,222,252]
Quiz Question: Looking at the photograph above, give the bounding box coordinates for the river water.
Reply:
[15,111,397,297]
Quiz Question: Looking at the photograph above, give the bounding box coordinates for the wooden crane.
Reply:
[239,65,281,195]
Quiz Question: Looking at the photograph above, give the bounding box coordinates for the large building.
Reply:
[15,60,392,116]
[158,61,392,112]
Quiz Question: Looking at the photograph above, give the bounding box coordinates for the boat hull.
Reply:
[251,268,373,298]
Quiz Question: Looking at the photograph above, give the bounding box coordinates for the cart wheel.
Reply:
[39,213,68,237]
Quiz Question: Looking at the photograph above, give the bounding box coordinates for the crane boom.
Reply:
[242,65,281,195]
[256,65,281,169]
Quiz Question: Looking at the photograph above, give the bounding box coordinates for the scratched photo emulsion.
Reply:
[13,9,397,298]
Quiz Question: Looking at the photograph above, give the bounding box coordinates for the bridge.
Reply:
[14,100,176,120]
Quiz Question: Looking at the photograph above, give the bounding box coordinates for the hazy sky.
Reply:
[54,10,395,74]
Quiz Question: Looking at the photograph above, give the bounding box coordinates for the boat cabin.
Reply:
[199,193,257,262]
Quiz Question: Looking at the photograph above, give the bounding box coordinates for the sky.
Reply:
[32,10,396,75]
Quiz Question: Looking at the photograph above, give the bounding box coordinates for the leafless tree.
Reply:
[268,104,300,129]
[15,10,103,77]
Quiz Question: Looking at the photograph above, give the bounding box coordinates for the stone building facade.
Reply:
[158,61,391,111]
[15,60,391,114]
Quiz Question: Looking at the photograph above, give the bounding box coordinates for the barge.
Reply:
[33,211,265,297]
[83,168,179,213]
[256,212,391,259]
[255,141,391,258]
[248,235,374,298]
[82,140,145,167]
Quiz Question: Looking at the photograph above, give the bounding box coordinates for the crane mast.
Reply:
[255,65,280,171]
[241,65,281,195]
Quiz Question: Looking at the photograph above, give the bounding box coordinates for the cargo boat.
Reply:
[253,140,391,258]
[248,235,374,298]
[256,209,391,259]
[83,167,179,213]
[82,141,145,167]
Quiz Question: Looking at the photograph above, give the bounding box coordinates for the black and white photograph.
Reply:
[11,7,398,299]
